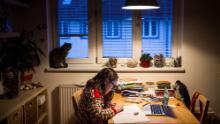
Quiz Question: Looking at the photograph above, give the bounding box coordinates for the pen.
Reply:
[142,102,150,106]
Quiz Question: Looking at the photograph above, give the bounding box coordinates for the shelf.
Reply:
[0,32,21,38]
[45,65,185,73]
[0,87,47,121]
[4,0,30,8]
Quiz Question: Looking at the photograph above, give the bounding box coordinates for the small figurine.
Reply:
[154,54,164,67]
[165,58,174,67]
[174,56,182,67]
[127,59,138,68]
[105,57,117,68]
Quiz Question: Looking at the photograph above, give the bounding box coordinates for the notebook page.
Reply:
[112,104,150,123]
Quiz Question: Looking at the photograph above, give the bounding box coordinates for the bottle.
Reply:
[175,84,183,101]
[162,87,169,106]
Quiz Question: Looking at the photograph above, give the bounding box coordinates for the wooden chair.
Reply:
[190,92,210,124]
[190,91,200,112]
[72,89,83,113]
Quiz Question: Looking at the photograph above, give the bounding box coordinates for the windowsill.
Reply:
[45,64,185,73]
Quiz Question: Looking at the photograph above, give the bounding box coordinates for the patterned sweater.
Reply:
[75,85,116,124]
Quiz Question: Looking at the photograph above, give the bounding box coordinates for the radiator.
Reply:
[59,84,83,124]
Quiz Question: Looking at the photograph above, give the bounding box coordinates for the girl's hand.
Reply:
[114,105,123,113]
[109,102,116,107]
[107,102,116,107]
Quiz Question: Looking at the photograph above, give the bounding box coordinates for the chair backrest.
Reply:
[190,92,210,124]
[72,89,83,113]
[190,91,200,112]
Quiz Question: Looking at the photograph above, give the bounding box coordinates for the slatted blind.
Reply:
[57,0,88,58]
[57,0,174,60]
[141,0,173,57]
[102,0,132,58]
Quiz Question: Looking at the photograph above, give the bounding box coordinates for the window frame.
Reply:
[104,20,122,39]
[142,20,160,39]
[97,0,183,64]
[51,0,96,64]
[97,2,139,63]
[49,0,183,65]
[60,21,69,34]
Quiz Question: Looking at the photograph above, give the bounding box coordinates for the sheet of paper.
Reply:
[140,89,156,96]
[112,104,150,124]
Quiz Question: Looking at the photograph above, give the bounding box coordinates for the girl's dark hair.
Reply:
[86,68,118,91]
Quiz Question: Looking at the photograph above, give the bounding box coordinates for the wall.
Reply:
[14,0,220,124]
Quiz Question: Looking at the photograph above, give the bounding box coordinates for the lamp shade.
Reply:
[122,0,160,10]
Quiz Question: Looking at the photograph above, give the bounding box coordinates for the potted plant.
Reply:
[140,53,153,68]
[0,25,46,98]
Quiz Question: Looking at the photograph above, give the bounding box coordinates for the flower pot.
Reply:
[21,70,34,85]
[140,61,151,68]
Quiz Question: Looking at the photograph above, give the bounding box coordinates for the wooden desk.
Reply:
[109,93,200,124]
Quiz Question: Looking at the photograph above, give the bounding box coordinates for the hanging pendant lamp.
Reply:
[122,0,160,10]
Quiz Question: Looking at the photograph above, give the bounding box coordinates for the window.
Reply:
[60,21,69,34]
[80,22,88,39]
[57,0,95,63]
[99,0,132,60]
[104,21,121,39]
[55,0,182,64]
[142,20,159,39]
[141,0,173,58]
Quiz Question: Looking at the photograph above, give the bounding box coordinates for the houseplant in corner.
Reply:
[0,25,46,98]
[140,53,153,68]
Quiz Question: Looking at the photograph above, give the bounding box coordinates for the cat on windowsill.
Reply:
[49,43,72,68]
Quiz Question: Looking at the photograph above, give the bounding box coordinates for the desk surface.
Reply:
[109,93,200,124]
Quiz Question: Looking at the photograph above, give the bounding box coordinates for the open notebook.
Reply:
[112,104,150,123]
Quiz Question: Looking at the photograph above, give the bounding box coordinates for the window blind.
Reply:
[102,0,132,58]
[57,0,88,58]
[141,0,173,57]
